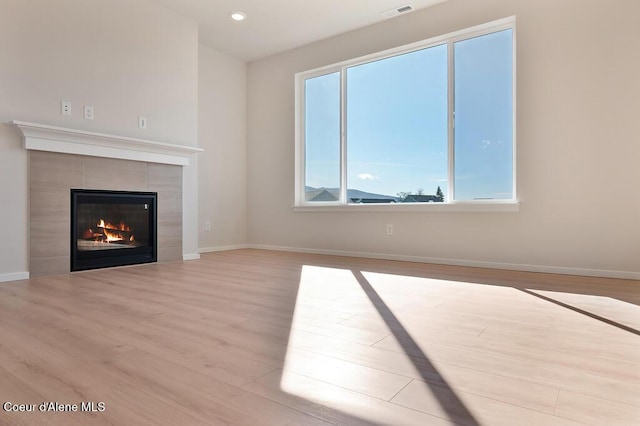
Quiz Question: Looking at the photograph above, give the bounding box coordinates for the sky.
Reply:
[305,29,513,201]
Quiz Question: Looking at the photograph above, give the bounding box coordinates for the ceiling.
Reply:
[147,0,449,62]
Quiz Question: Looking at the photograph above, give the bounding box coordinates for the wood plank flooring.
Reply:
[0,249,638,425]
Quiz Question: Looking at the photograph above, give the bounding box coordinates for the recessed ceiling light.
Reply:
[230,12,246,21]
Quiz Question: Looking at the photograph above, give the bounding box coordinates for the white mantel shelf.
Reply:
[11,120,202,166]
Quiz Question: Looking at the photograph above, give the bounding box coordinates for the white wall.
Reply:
[198,45,248,251]
[247,0,640,278]
[0,0,199,279]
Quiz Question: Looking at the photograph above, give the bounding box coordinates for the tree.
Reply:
[396,191,411,200]
[436,186,444,202]
[417,187,424,195]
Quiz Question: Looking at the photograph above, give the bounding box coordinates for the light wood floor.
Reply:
[1,249,639,425]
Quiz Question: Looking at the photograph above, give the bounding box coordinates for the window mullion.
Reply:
[447,41,455,203]
[340,67,348,205]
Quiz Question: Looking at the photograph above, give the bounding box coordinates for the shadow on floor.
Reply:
[352,269,480,426]
[518,288,640,337]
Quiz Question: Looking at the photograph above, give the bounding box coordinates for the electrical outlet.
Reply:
[205,221,211,232]
[386,224,393,235]
[138,116,147,129]
[61,100,71,116]
[84,105,94,120]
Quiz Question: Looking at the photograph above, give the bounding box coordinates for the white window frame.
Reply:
[294,16,518,212]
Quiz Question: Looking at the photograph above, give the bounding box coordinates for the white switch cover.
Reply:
[138,116,147,129]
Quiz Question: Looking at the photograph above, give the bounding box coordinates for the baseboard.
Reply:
[247,244,640,281]
[199,244,250,254]
[182,253,201,261]
[0,271,30,283]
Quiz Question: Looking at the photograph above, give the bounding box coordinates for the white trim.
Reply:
[294,200,519,213]
[182,253,201,261]
[511,21,518,203]
[11,121,202,166]
[199,244,250,253]
[0,272,30,283]
[294,73,304,205]
[247,244,640,281]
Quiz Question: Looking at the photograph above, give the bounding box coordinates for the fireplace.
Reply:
[71,189,158,271]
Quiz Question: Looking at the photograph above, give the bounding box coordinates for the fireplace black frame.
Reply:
[70,189,158,272]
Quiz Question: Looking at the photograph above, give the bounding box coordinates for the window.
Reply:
[295,17,516,209]
[304,72,341,202]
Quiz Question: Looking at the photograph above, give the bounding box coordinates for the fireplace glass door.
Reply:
[71,189,157,271]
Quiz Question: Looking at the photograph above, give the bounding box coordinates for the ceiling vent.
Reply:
[382,5,414,19]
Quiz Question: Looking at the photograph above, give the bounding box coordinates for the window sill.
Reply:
[292,201,520,213]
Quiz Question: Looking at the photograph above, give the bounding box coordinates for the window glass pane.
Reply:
[305,72,341,202]
[346,44,448,204]
[454,29,513,200]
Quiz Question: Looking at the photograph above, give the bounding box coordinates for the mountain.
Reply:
[346,188,397,200]
[305,186,397,201]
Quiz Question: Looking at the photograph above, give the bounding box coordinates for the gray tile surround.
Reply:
[29,151,183,277]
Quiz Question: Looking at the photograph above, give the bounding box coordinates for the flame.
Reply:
[97,219,130,232]
[93,219,134,243]
[102,228,124,243]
